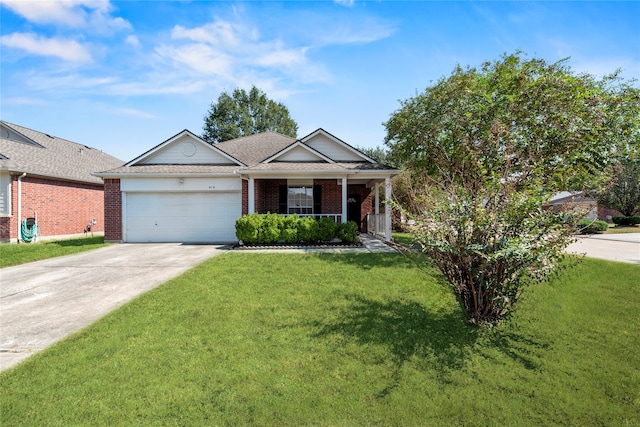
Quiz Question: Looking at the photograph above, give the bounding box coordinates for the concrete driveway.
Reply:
[565,233,640,264]
[0,243,225,371]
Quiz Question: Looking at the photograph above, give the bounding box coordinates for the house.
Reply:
[543,191,622,222]
[0,121,123,242]
[95,128,402,243]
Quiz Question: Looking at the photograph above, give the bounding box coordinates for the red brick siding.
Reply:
[242,179,249,215]
[312,179,337,215]
[0,175,105,242]
[251,179,284,213]
[598,206,624,221]
[104,179,122,241]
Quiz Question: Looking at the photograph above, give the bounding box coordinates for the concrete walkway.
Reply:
[0,243,225,371]
[565,233,640,264]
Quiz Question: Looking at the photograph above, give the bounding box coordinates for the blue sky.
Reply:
[1,1,639,162]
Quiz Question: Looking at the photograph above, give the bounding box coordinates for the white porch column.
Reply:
[384,177,392,242]
[248,177,255,214]
[374,183,380,234]
[341,176,347,223]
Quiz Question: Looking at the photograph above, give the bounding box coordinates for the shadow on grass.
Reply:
[309,293,550,397]
[310,294,478,396]
[314,251,434,272]
[46,236,105,247]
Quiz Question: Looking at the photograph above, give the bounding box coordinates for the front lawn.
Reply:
[0,236,108,268]
[605,224,640,234]
[1,253,638,426]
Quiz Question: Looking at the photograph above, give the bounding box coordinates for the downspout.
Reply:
[17,172,26,243]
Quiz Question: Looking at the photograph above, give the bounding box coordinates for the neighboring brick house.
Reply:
[95,128,401,243]
[0,121,123,242]
[543,191,623,222]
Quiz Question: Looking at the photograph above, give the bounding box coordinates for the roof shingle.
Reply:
[0,121,123,185]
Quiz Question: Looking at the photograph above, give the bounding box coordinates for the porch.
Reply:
[244,176,393,241]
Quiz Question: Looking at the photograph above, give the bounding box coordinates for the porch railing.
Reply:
[366,214,387,236]
[279,213,342,223]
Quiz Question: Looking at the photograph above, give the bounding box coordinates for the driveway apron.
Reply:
[0,243,224,371]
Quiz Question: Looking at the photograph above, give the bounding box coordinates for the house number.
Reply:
[208,185,216,189]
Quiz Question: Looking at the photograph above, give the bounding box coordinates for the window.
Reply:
[288,186,313,215]
[0,172,11,216]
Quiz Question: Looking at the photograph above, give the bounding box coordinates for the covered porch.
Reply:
[243,174,393,241]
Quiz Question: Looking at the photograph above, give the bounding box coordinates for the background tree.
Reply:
[202,86,298,143]
[385,52,639,325]
[598,159,640,217]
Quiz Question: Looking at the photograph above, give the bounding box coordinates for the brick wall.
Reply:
[598,205,624,221]
[313,179,338,215]
[104,179,122,242]
[255,179,285,213]
[0,175,105,242]
[242,179,248,215]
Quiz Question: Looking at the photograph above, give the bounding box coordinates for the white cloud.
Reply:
[334,0,355,6]
[0,32,93,62]
[2,97,49,106]
[171,21,244,46]
[125,35,141,48]
[255,47,308,68]
[0,0,131,34]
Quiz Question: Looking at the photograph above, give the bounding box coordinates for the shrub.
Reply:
[611,216,640,226]
[337,221,359,243]
[258,213,282,244]
[280,214,299,243]
[578,219,609,234]
[317,217,339,241]
[235,213,261,243]
[297,216,320,243]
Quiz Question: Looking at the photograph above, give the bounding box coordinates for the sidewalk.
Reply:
[565,233,640,264]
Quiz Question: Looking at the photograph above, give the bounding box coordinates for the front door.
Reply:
[347,194,361,230]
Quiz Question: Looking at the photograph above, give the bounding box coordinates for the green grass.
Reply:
[0,236,109,268]
[605,224,640,234]
[392,232,415,247]
[1,253,638,426]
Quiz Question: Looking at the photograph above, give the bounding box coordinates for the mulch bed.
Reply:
[233,241,364,250]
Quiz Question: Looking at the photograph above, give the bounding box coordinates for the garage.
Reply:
[124,192,240,243]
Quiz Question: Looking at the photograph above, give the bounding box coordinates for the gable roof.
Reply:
[300,128,377,163]
[96,128,402,177]
[262,140,335,164]
[125,129,244,167]
[0,121,123,185]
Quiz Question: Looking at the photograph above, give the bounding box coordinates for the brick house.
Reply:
[0,121,123,242]
[95,128,401,243]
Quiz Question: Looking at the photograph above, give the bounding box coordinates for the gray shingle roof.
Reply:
[95,129,401,177]
[0,121,123,185]
[215,131,296,165]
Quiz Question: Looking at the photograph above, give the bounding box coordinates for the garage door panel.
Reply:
[125,192,240,243]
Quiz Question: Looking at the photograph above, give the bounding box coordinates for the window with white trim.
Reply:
[288,186,313,215]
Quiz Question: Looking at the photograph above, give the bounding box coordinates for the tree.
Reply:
[385,52,639,325]
[598,159,640,217]
[202,86,298,143]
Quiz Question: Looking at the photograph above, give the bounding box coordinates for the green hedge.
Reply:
[235,213,359,244]
[578,219,609,234]
[611,216,640,226]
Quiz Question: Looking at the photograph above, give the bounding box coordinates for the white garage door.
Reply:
[125,192,241,243]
